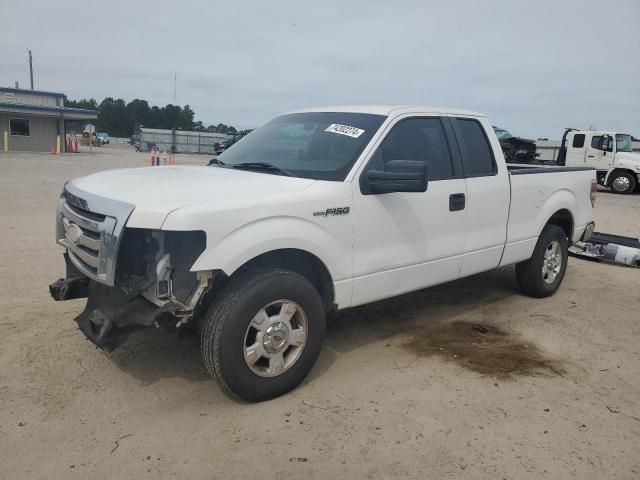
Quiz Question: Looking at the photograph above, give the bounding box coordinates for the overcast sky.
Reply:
[2,0,639,138]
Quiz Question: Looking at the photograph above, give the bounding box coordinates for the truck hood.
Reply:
[616,151,640,167]
[70,166,316,228]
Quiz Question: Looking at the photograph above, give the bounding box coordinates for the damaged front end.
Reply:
[50,185,211,350]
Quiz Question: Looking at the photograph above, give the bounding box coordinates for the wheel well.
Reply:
[546,209,573,241]
[234,249,335,311]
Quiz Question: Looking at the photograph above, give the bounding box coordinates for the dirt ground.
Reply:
[1,144,639,479]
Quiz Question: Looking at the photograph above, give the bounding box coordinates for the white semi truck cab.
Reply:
[49,105,596,401]
[558,129,640,194]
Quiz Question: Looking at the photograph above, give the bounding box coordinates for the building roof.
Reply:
[0,102,97,119]
[0,86,66,98]
[286,104,484,117]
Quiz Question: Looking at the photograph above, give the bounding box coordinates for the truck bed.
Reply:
[499,165,596,267]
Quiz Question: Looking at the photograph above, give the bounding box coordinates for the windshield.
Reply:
[616,134,633,152]
[493,127,513,140]
[217,112,386,180]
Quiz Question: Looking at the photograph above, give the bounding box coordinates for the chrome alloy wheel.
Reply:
[542,240,562,284]
[243,300,308,377]
[612,175,631,192]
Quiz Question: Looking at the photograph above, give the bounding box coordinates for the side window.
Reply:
[591,135,604,150]
[455,118,497,177]
[10,118,30,136]
[369,118,454,180]
[590,135,613,151]
[572,134,585,148]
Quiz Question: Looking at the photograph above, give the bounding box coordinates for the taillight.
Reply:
[590,179,597,207]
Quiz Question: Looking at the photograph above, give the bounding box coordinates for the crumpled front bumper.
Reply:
[73,281,162,351]
[49,253,165,351]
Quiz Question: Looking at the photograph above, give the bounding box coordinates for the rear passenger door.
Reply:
[351,115,467,306]
[450,117,510,277]
[565,132,587,166]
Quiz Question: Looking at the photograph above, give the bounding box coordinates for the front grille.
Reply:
[65,201,107,222]
[56,184,134,286]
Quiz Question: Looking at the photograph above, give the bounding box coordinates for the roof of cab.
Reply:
[286,105,484,117]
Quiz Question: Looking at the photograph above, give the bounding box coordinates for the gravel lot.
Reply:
[1,144,639,479]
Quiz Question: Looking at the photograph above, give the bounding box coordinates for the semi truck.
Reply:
[50,105,596,401]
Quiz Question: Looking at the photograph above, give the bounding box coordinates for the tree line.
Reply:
[66,97,246,138]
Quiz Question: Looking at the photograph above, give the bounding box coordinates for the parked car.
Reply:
[493,126,539,163]
[130,134,141,151]
[50,105,596,401]
[96,132,110,145]
[214,133,244,154]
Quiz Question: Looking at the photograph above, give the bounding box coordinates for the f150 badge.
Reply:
[313,207,350,217]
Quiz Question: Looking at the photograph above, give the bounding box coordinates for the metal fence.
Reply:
[139,128,232,154]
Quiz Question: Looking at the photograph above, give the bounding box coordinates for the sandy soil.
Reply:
[1,144,639,479]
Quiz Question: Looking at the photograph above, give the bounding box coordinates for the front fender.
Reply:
[189,215,351,282]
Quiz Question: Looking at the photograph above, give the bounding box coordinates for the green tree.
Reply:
[178,105,195,130]
[97,97,127,136]
[65,98,98,110]
[126,99,150,133]
[66,95,242,137]
[163,104,182,129]
[148,106,163,128]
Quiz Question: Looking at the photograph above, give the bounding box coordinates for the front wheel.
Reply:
[516,225,568,298]
[609,171,636,194]
[201,268,326,402]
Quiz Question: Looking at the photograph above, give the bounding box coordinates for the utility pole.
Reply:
[28,50,34,90]
[173,72,177,104]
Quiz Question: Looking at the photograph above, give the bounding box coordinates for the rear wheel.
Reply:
[609,171,636,194]
[201,268,326,402]
[516,225,568,298]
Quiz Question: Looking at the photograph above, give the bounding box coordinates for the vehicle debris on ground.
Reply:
[569,232,640,267]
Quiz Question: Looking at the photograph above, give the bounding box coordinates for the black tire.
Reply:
[201,268,326,402]
[609,171,636,195]
[516,225,568,298]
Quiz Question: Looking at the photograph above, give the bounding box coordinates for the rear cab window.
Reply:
[572,134,585,148]
[453,118,497,177]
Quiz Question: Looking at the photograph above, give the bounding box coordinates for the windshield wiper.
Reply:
[207,158,225,166]
[232,162,294,177]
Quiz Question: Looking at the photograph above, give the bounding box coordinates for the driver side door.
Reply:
[586,134,613,170]
[351,115,467,307]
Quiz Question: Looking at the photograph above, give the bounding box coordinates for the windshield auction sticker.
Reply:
[324,124,365,138]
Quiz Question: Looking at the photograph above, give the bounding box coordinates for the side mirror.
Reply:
[363,160,428,195]
[602,135,611,153]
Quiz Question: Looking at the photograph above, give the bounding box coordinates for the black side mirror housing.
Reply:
[363,160,428,195]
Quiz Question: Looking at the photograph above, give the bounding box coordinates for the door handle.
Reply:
[449,193,465,212]
[587,155,595,158]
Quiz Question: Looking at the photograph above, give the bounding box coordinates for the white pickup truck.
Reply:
[50,105,596,401]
